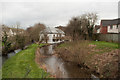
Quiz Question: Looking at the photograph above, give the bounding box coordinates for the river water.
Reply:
[38,44,92,78]
[2,49,22,64]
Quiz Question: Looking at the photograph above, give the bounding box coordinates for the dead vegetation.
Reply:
[55,41,119,78]
[86,49,119,78]
[56,40,90,64]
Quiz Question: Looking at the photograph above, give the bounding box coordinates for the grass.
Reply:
[90,41,118,49]
[90,41,119,54]
[58,41,118,54]
[2,44,50,78]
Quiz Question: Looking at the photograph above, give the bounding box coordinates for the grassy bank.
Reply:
[89,41,119,55]
[58,41,118,49]
[56,41,119,78]
[2,44,50,78]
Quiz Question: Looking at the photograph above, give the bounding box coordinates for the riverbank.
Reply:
[2,44,50,78]
[35,44,92,78]
[55,40,119,78]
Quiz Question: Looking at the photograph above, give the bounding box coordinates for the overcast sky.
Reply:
[0,0,119,29]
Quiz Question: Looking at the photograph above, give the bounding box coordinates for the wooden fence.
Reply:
[93,33,119,43]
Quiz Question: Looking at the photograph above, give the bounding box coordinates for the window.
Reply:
[116,25,118,29]
[53,39,55,42]
[110,25,113,29]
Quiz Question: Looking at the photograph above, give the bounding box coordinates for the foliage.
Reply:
[15,34,25,49]
[26,23,45,42]
[65,13,98,40]
[2,31,11,54]
[2,44,50,78]
[57,40,90,64]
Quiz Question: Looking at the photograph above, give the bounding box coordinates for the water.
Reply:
[38,44,92,78]
[2,49,22,64]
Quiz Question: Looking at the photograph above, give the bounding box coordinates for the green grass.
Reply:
[2,44,50,78]
[90,41,118,49]
[90,41,119,54]
[58,41,118,54]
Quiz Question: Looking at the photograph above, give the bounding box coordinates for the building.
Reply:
[100,18,120,34]
[2,25,24,37]
[55,25,66,32]
[39,27,65,43]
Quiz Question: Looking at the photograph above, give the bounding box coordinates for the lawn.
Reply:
[90,41,118,49]
[2,44,50,78]
[90,41,119,54]
[57,41,118,54]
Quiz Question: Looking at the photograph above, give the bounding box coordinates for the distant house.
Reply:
[100,18,120,34]
[2,25,25,37]
[39,27,65,43]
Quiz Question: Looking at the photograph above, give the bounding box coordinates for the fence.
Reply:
[94,33,119,43]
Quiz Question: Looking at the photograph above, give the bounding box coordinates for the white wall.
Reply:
[118,24,120,33]
[47,34,54,43]
[39,33,44,41]
[47,33,65,43]
[40,33,65,43]
[108,25,119,33]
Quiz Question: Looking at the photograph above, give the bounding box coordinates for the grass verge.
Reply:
[89,41,118,54]
[2,44,50,78]
[90,41,118,49]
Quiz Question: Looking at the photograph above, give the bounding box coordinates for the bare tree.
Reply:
[65,12,98,40]
[81,13,98,39]
[26,23,45,42]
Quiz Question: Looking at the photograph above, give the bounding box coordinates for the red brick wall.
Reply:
[100,26,107,34]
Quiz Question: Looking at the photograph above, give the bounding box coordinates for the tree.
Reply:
[26,23,45,42]
[2,31,11,55]
[14,22,25,49]
[65,13,98,40]
[81,13,98,39]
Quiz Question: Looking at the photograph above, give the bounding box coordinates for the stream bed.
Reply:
[38,44,96,78]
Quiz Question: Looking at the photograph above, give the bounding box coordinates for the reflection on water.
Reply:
[45,56,68,78]
[39,44,91,78]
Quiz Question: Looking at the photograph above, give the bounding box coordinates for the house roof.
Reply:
[55,26,66,32]
[40,27,65,34]
[101,18,120,26]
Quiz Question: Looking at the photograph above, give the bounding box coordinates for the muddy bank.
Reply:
[86,49,119,78]
[55,44,119,78]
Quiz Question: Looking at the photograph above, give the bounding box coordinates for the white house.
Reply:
[39,27,65,44]
[108,25,119,33]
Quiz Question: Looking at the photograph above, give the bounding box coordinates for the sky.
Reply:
[0,0,119,29]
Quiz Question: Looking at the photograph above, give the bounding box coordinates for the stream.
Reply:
[2,49,22,64]
[38,44,97,78]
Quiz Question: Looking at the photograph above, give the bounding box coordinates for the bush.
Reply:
[57,40,90,64]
